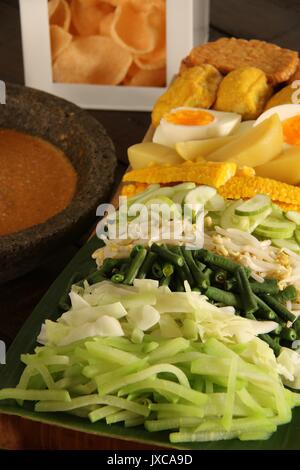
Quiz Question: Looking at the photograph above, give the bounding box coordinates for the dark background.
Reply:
[1,0,300,347]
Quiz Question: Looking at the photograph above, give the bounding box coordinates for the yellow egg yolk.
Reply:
[165,109,215,126]
[283,115,300,146]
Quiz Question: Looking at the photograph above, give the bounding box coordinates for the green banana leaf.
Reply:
[0,236,300,450]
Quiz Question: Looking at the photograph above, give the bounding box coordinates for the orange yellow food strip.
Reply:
[273,201,300,212]
[236,166,256,177]
[123,161,237,188]
[121,183,148,198]
[219,175,300,205]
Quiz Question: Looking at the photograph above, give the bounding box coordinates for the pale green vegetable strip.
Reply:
[97,364,191,395]
[35,394,149,416]
[274,383,292,423]
[125,417,145,428]
[154,352,203,365]
[106,410,139,425]
[170,431,239,443]
[203,393,249,417]
[239,432,273,441]
[0,389,71,402]
[143,342,159,354]
[118,378,207,406]
[222,356,238,431]
[149,403,204,418]
[85,342,138,365]
[54,377,82,390]
[71,381,97,395]
[21,354,70,366]
[237,388,273,418]
[34,364,56,390]
[247,384,277,411]
[191,355,275,390]
[16,366,39,406]
[131,328,144,344]
[196,416,276,434]
[82,364,116,379]
[145,418,201,432]
[89,406,120,423]
[93,359,148,385]
[64,363,83,378]
[148,338,190,364]
[101,337,143,353]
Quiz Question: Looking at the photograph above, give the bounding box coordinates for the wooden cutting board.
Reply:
[0,125,162,450]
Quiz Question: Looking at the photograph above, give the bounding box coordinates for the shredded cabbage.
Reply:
[38,279,277,348]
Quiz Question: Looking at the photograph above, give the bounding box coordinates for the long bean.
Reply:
[111,273,125,284]
[235,267,258,315]
[137,251,157,279]
[123,248,147,285]
[101,258,123,276]
[255,309,277,321]
[174,276,185,292]
[281,327,297,342]
[130,244,145,258]
[259,334,281,357]
[213,270,228,285]
[151,244,184,267]
[254,295,280,322]
[275,285,298,304]
[246,311,281,355]
[162,263,175,278]
[205,287,242,309]
[249,279,279,295]
[202,268,213,287]
[85,270,106,285]
[293,317,300,337]
[272,324,283,336]
[195,249,251,276]
[152,262,163,279]
[182,249,209,289]
[160,276,172,287]
[171,247,194,287]
[260,295,296,323]
[224,278,237,292]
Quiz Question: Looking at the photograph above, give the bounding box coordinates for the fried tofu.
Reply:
[214,67,272,120]
[181,38,299,85]
[151,64,222,128]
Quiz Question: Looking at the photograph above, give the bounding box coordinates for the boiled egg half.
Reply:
[255,104,300,148]
[153,107,242,148]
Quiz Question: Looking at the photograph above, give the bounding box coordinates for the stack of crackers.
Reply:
[181,38,299,86]
[48,0,166,87]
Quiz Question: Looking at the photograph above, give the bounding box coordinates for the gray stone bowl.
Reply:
[0,83,117,283]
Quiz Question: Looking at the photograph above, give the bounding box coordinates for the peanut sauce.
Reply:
[0,129,77,236]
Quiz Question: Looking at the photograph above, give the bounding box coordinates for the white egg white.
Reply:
[153,107,242,148]
[255,104,300,126]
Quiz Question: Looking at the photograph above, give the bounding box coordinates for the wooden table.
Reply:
[0,0,300,450]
